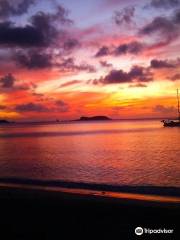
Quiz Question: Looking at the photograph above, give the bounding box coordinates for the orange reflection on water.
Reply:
[0,120,180,187]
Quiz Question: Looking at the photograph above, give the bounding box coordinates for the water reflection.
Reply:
[0,120,179,187]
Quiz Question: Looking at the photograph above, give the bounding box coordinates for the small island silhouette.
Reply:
[77,116,111,121]
[0,119,10,124]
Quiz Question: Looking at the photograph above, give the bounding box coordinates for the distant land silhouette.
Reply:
[0,120,10,124]
[1,116,176,125]
[77,116,111,121]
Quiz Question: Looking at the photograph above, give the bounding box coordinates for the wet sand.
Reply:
[0,181,179,239]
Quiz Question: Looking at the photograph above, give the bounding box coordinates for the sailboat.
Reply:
[162,89,180,127]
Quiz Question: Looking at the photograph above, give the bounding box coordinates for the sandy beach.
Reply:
[0,181,179,239]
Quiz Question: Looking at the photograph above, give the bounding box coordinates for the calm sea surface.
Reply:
[0,120,179,187]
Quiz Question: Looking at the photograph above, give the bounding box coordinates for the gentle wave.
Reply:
[0,128,159,138]
[0,120,179,188]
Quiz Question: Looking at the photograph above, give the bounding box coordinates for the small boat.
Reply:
[162,89,180,127]
[162,119,180,127]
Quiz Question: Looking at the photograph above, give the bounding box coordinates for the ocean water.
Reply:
[0,120,179,187]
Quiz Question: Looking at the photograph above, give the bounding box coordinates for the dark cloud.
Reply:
[0,21,46,47]
[0,0,35,18]
[0,73,30,91]
[150,59,175,68]
[60,80,82,88]
[129,65,153,82]
[0,5,84,71]
[58,57,96,73]
[0,73,15,88]
[129,83,147,88]
[15,51,52,69]
[100,70,130,84]
[169,73,180,81]
[114,41,144,55]
[63,38,80,51]
[29,6,72,45]
[140,17,174,35]
[0,6,72,48]
[55,100,69,112]
[15,102,49,112]
[58,57,75,69]
[100,61,112,68]
[95,41,144,58]
[150,0,180,9]
[95,46,109,57]
[30,5,72,29]
[139,10,180,44]
[15,51,95,72]
[114,44,128,55]
[153,104,176,114]
[113,6,135,26]
[32,92,44,97]
[173,9,180,24]
[73,62,96,73]
[93,65,153,85]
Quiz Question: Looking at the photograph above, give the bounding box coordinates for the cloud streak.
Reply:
[15,102,49,112]
[60,80,82,88]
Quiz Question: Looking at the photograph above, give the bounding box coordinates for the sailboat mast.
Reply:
[177,89,180,121]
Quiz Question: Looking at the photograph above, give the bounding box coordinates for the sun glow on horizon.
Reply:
[0,0,179,121]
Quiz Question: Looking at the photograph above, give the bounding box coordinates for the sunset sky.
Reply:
[0,0,180,121]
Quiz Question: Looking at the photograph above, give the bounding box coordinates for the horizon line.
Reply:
[1,116,179,124]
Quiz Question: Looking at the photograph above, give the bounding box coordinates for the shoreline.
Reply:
[0,177,179,197]
[0,180,179,239]
[0,182,180,205]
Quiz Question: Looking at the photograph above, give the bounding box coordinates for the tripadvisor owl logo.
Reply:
[135,227,174,235]
[135,227,143,235]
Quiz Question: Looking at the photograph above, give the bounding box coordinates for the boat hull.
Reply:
[163,122,180,127]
